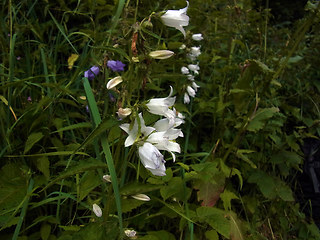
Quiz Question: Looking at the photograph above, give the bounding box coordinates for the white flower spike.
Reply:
[161,1,190,38]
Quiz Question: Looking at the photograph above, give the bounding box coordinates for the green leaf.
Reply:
[205,230,219,240]
[40,223,51,240]
[142,231,175,240]
[24,132,44,154]
[120,182,161,195]
[121,199,146,213]
[220,190,239,210]
[248,171,277,199]
[247,107,279,132]
[79,171,101,201]
[41,158,107,192]
[160,177,191,201]
[36,156,50,179]
[197,206,231,238]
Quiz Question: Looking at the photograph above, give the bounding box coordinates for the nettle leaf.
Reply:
[194,173,225,207]
[248,171,294,201]
[160,177,191,201]
[247,107,279,132]
[24,132,44,154]
[121,199,146,213]
[220,189,239,210]
[197,206,231,238]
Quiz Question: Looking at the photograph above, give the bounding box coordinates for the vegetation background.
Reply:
[1,0,320,239]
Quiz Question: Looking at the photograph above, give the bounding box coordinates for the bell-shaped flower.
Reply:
[181,66,189,75]
[154,108,184,130]
[187,85,196,97]
[107,60,126,72]
[149,50,174,59]
[147,131,181,162]
[107,76,123,89]
[161,1,189,38]
[192,82,200,92]
[146,86,176,119]
[187,46,201,61]
[92,203,102,217]
[184,92,190,104]
[138,142,166,176]
[188,64,200,74]
[120,113,155,147]
[84,66,100,80]
[192,33,203,41]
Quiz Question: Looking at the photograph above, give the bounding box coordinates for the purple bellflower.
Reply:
[84,66,100,80]
[107,60,126,72]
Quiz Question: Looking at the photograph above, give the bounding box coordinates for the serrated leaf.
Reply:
[121,199,146,213]
[220,190,239,210]
[24,132,44,154]
[160,177,191,201]
[247,107,279,132]
[197,206,231,238]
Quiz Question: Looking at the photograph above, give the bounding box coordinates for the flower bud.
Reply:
[106,76,123,89]
[102,175,112,183]
[149,50,175,59]
[92,203,102,217]
[192,33,203,41]
[117,108,132,119]
[124,230,137,238]
[131,193,151,201]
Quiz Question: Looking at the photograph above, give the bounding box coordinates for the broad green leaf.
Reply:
[36,156,50,179]
[247,107,279,132]
[160,177,191,201]
[121,199,146,213]
[248,171,276,199]
[120,182,161,195]
[205,230,219,240]
[197,206,231,238]
[79,171,101,201]
[143,230,175,240]
[40,223,51,240]
[24,132,44,154]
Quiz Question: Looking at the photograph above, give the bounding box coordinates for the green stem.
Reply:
[83,77,123,238]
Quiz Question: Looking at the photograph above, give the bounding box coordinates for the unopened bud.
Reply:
[149,50,174,59]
